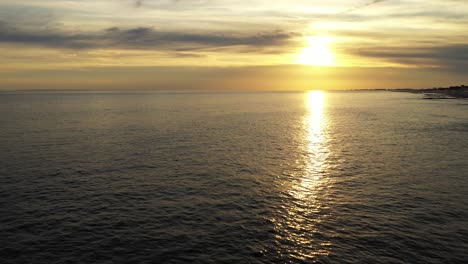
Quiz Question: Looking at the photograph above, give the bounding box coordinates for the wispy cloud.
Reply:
[340,0,387,15]
[134,0,143,8]
[351,44,468,73]
[0,23,299,52]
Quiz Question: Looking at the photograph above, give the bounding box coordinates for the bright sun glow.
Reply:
[297,36,335,66]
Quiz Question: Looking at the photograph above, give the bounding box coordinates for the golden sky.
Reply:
[1,0,467,90]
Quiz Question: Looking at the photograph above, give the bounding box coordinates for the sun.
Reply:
[297,36,335,66]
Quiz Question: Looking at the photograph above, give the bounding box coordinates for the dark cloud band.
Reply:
[0,24,299,52]
[352,44,468,73]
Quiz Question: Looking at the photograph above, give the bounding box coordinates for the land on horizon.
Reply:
[394,85,468,99]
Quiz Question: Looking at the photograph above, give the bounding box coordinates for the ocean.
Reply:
[1,91,467,263]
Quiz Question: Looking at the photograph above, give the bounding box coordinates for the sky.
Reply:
[1,0,467,90]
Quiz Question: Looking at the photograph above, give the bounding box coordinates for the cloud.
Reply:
[340,0,387,15]
[351,44,468,73]
[0,23,299,52]
[132,0,207,10]
[135,0,143,8]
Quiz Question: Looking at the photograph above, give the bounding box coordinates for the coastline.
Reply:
[393,85,468,99]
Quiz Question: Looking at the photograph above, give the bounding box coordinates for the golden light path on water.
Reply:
[273,91,331,261]
[298,91,328,201]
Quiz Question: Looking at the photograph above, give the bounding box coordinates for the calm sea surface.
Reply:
[1,91,467,263]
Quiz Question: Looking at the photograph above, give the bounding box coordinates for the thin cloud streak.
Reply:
[351,44,468,73]
[0,24,299,52]
[340,0,388,15]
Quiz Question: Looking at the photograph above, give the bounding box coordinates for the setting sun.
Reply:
[297,36,335,66]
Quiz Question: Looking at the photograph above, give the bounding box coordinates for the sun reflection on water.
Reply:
[307,90,325,141]
[272,90,331,261]
[290,91,329,200]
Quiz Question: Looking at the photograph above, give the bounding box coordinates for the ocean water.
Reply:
[1,91,467,263]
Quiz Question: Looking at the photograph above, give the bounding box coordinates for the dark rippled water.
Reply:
[1,91,468,263]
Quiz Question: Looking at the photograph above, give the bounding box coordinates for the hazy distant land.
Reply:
[395,85,468,99]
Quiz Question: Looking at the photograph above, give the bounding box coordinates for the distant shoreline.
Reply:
[393,85,468,99]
